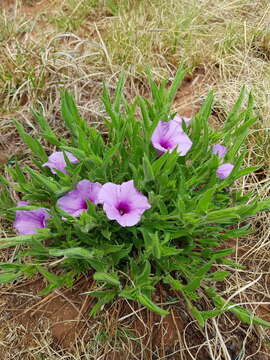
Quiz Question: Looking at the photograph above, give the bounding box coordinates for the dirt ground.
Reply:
[0,272,269,359]
[0,68,269,360]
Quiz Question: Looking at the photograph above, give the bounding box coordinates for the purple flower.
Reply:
[151,120,192,155]
[57,180,102,217]
[216,163,234,179]
[14,201,51,235]
[98,180,151,227]
[212,144,227,158]
[172,114,191,128]
[42,151,78,174]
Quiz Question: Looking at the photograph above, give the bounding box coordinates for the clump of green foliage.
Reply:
[0,68,269,327]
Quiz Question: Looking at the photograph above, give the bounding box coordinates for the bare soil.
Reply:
[0,272,269,359]
[2,0,56,15]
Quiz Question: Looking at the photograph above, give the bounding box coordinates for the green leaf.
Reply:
[94,272,121,287]
[163,274,184,292]
[110,245,132,265]
[142,231,161,259]
[60,90,80,138]
[0,175,10,186]
[152,151,170,174]
[233,117,256,137]
[200,308,228,320]
[205,207,241,223]
[207,271,230,282]
[219,225,253,239]
[49,247,94,259]
[191,92,213,145]
[37,284,59,296]
[102,144,119,164]
[26,167,60,194]
[208,289,270,327]
[230,305,270,327]
[114,73,126,113]
[32,109,55,134]
[190,305,205,327]
[149,74,161,106]
[183,261,213,298]
[138,96,151,132]
[0,231,52,249]
[226,131,247,161]
[212,248,234,258]
[135,260,151,285]
[255,198,270,212]
[143,155,155,183]
[36,266,69,294]
[60,146,86,160]
[161,246,183,257]
[15,121,47,162]
[136,292,169,316]
[42,133,62,146]
[0,272,21,283]
[167,67,186,107]
[196,187,216,213]
[223,87,246,132]
[14,161,27,183]
[119,288,137,301]
[234,165,261,179]
[102,83,117,126]
[89,290,117,317]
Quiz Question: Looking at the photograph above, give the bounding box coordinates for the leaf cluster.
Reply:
[0,68,269,326]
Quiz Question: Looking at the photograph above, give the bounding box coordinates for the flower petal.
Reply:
[129,192,151,210]
[57,189,85,217]
[173,114,191,128]
[103,204,142,227]
[212,144,227,158]
[115,209,142,227]
[57,180,102,217]
[103,203,122,221]
[117,180,137,200]
[151,121,171,153]
[14,208,50,235]
[174,131,193,155]
[77,180,102,204]
[100,180,151,227]
[98,182,120,206]
[151,120,192,155]
[42,151,78,174]
[216,163,234,179]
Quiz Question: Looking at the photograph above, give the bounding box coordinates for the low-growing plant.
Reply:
[0,67,269,327]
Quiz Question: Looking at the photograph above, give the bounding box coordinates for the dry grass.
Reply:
[1,0,270,162]
[0,0,270,359]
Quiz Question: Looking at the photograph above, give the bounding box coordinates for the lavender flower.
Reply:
[212,144,227,158]
[172,114,191,128]
[216,163,234,179]
[42,151,78,174]
[98,180,151,227]
[14,201,51,235]
[57,180,102,217]
[151,120,192,155]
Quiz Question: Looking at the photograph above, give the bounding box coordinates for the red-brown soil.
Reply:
[0,273,269,360]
